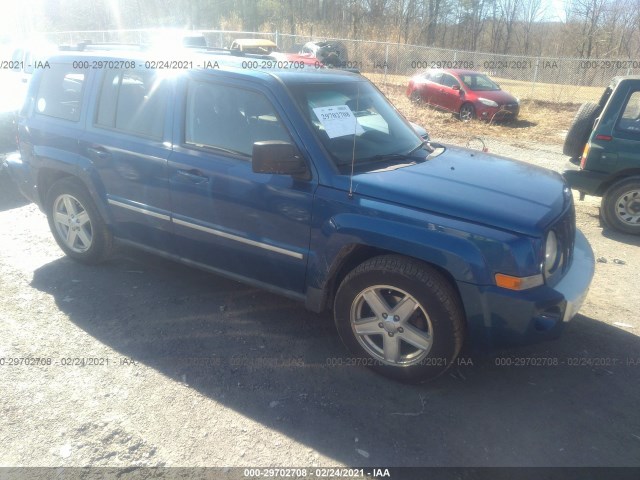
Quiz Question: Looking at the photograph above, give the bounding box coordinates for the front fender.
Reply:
[315,212,487,284]
[305,187,538,311]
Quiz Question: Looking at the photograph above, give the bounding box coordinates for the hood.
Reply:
[471,89,518,104]
[349,146,568,237]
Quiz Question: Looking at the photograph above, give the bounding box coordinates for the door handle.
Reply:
[176,169,209,183]
[87,146,111,162]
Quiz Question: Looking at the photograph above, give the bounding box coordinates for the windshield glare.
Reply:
[460,74,500,91]
[290,81,423,170]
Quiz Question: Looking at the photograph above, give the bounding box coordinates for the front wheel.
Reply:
[459,103,475,122]
[601,177,640,235]
[46,177,113,263]
[334,255,465,382]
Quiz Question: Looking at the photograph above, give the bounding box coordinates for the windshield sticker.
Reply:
[313,105,364,138]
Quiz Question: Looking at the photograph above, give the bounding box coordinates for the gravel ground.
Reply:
[0,137,639,471]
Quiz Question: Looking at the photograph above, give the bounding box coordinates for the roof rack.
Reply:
[58,41,147,52]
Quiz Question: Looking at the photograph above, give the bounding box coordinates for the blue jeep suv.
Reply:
[7,49,595,382]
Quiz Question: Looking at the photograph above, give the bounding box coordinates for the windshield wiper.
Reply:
[365,141,433,164]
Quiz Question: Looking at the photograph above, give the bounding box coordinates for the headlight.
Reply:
[544,230,560,276]
[478,97,498,107]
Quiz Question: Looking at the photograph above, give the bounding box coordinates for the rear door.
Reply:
[420,71,442,106]
[167,74,315,294]
[82,67,174,251]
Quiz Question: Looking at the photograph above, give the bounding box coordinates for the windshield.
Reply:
[459,73,500,91]
[289,81,424,170]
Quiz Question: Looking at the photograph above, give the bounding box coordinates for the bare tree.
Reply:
[520,0,546,55]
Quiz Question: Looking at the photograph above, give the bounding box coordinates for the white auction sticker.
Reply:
[313,105,364,138]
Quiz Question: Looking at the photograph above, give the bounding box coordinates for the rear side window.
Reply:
[95,69,167,139]
[35,63,85,122]
[618,91,640,133]
[426,71,442,83]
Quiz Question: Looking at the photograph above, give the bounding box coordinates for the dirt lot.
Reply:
[1,121,639,471]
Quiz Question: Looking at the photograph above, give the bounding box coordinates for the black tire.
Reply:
[600,177,640,235]
[46,177,113,263]
[563,101,601,158]
[409,90,423,104]
[459,103,475,122]
[334,255,465,383]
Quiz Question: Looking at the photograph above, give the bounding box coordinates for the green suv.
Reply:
[563,76,640,234]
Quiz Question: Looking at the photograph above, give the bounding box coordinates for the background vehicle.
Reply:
[228,39,320,67]
[0,40,56,177]
[300,40,348,67]
[9,50,593,383]
[564,76,640,234]
[230,39,279,54]
[407,68,520,121]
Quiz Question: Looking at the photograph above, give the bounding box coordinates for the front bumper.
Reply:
[478,104,520,121]
[459,229,595,350]
[554,228,595,322]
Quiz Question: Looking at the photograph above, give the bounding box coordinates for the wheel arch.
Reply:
[37,165,112,226]
[37,167,73,207]
[597,170,640,196]
[305,219,489,315]
[323,245,466,313]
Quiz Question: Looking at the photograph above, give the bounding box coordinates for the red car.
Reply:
[407,69,520,121]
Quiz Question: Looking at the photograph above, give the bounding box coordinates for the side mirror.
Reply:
[452,84,460,91]
[252,141,309,179]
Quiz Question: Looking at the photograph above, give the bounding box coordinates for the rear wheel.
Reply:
[46,178,113,263]
[459,103,475,122]
[334,255,465,382]
[601,177,640,235]
[409,90,423,104]
[563,101,601,158]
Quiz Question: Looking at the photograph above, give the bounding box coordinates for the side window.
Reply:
[35,63,85,122]
[426,71,442,84]
[440,74,459,88]
[95,69,167,139]
[185,80,291,157]
[618,91,640,133]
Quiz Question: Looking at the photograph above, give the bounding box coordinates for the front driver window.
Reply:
[185,80,292,157]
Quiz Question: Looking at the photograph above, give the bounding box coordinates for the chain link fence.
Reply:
[278,33,640,104]
[41,29,640,104]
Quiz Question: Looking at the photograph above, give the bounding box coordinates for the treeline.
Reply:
[27,0,640,59]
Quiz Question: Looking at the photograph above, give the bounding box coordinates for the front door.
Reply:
[167,75,315,294]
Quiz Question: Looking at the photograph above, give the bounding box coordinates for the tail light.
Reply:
[580,143,589,169]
